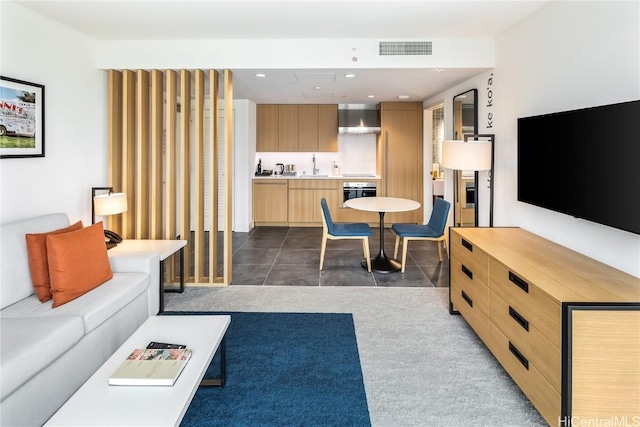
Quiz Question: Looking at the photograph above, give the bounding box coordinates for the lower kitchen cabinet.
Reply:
[288,179,339,225]
[253,179,288,225]
[449,227,640,426]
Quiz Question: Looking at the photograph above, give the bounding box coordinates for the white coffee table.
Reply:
[45,315,230,427]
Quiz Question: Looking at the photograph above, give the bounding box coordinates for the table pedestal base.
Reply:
[361,252,402,273]
[361,210,402,273]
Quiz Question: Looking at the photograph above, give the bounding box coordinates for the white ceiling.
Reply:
[15,0,551,104]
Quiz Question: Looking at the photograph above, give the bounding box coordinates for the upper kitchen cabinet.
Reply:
[256,104,279,152]
[298,105,319,152]
[256,104,338,152]
[278,105,299,151]
[298,104,338,152]
[317,104,338,152]
[378,102,424,224]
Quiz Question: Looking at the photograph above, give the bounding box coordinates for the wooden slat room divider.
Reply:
[106,68,233,285]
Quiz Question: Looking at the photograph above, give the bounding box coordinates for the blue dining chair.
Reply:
[391,198,451,273]
[319,198,373,272]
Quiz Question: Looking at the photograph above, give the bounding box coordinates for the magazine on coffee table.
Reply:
[109,348,192,386]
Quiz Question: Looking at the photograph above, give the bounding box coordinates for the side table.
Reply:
[344,197,421,273]
[108,239,187,313]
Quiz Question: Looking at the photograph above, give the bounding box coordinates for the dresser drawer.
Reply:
[450,231,488,284]
[487,321,560,426]
[489,290,561,393]
[451,255,489,316]
[489,258,562,348]
[451,281,490,345]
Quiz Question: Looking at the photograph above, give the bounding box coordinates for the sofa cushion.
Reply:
[0,214,70,310]
[25,221,83,303]
[0,316,84,400]
[1,272,149,334]
[48,223,113,308]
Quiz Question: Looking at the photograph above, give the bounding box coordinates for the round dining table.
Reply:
[344,196,421,273]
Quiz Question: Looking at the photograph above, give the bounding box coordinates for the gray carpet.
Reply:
[165,286,546,427]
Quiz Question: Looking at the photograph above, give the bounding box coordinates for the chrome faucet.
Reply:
[312,154,319,175]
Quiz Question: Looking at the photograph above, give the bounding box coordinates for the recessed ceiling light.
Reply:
[345,73,356,78]
[367,95,376,98]
[398,95,410,99]
[314,86,321,90]
[432,69,446,73]
[255,73,266,78]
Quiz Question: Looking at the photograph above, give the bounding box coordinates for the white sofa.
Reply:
[0,213,160,426]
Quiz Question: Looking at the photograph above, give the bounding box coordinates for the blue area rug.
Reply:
[164,312,371,427]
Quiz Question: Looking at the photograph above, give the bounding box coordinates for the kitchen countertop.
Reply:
[253,174,380,180]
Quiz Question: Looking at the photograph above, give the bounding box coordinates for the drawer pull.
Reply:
[508,271,529,293]
[461,264,473,280]
[461,238,473,252]
[461,290,473,307]
[509,306,529,331]
[508,342,529,370]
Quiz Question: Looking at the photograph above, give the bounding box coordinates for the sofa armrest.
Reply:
[108,252,160,315]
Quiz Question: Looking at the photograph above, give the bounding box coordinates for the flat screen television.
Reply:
[518,100,640,235]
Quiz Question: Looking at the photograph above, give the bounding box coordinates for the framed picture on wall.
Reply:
[0,76,45,159]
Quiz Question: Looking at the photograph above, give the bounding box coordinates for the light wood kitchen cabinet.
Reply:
[256,104,338,152]
[278,105,298,151]
[450,227,640,426]
[256,105,279,152]
[298,105,319,152]
[253,179,288,225]
[288,187,315,223]
[299,104,338,152]
[317,104,338,152]
[287,179,339,225]
[378,102,423,223]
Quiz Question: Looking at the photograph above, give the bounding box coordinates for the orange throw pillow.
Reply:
[25,221,83,302]
[47,222,113,308]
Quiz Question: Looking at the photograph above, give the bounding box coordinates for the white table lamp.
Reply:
[442,137,494,227]
[92,187,128,246]
[442,140,491,171]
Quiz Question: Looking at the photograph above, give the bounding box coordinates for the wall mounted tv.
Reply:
[518,99,640,235]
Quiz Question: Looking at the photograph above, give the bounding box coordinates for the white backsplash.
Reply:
[255,134,378,176]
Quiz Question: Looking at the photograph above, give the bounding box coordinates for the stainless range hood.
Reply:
[338,104,381,134]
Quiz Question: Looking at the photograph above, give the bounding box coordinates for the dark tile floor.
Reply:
[210,227,449,287]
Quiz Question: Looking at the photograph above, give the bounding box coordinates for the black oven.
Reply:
[343,182,377,207]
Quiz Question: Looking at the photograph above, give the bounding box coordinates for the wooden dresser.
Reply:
[449,227,640,426]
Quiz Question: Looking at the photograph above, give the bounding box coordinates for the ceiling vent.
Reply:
[379,41,432,56]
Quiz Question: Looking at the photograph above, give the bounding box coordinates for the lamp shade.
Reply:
[442,140,492,171]
[94,192,128,216]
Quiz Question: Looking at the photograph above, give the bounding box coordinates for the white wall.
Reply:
[0,2,106,225]
[233,99,255,232]
[426,1,640,277]
[424,72,493,225]
[256,134,377,177]
[96,38,494,70]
